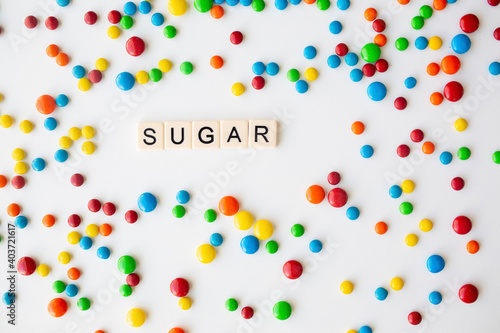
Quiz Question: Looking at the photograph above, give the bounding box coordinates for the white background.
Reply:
[0,0,499,332]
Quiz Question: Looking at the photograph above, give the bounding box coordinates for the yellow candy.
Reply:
[253,219,273,240]
[0,93,3,102]
[340,281,354,294]
[196,244,216,264]
[391,277,404,291]
[81,126,95,139]
[12,148,25,161]
[159,59,173,73]
[179,297,192,310]
[429,36,442,50]
[107,26,121,39]
[86,224,99,238]
[0,114,13,128]
[58,251,71,265]
[419,219,433,232]
[401,180,415,193]
[304,67,319,81]
[14,162,28,175]
[95,58,109,71]
[168,0,188,16]
[234,211,254,230]
[455,118,468,132]
[126,308,146,327]
[68,127,81,140]
[405,234,418,247]
[67,231,81,245]
[136,71,149,84]
[82,141,96,155]
[78,78,92,92]
[19,120,33,133]
[59,136,73,149]
[231,83,245,96]
[37,264,50,277]
[347,330,357,333]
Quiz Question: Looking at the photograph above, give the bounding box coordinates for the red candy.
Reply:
[67,214,81,228]
[335,43,348,56]
[252,76,265,90]
[327,172,341,185]
[443,81,464,102]
[494,28,500,40]
[375,59,388,72]
[488,0,499,5]
[397,144,410,158]
[88,199,102,212]
[394,97,407,110]
[70,173,84,187]
[126,273,141,287]
[125,210,138,223]
[170,278,190,297]
[103,202,116,216]
[460,14,479,33]
[11,176,26,189]
[362,64,376,77]
[88,70,102,83]
[24,16,38,29]
[459,284,478,303]
[453,216,472,235]
[108,10,121,24]
[451,177,465,191]
[408,311,422,325]
[126,37,146,57]
[283,260,303,280]
[241,306,254,319]
[410,129,424,143]
[372,19,386,32]
[17,257,37,276]
[230,31,243,45]
[84,11,98,25]
[45,16,59,30]
[328,188,348,208]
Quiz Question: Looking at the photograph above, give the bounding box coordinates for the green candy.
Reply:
[117,255,136,274]
[120,16,134,30]
[172,205,186,218]
[225,298,238,311]
[395,37,409,51]
[180,62,193,75]
[287,69,300,82]
[492,151,500,164]
[419,5,433,19]
[411,16,424,30]
[119,284,133,297]
[149,68,162,82]
[265,240,279,254]
[317,0,330,10]
[52,280,66,293]
[361,43,381,63]
[77,297,91,311]
[457,147,471,160]
[291,224,304,237]
[399,202,413,215]
[273,301,292,320]
[163,25,177,39]
[204,209,217,222]
[194,0,213,13]
[252,0,265,12]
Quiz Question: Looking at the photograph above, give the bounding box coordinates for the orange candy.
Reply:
[36,95,57,115]
[430,92,444,105]
[427,62,440,76]
[219,196,239,216]
[210,5,224,19]
[433,0,447,10]
[422,141,435,154]
[95,331,105,333]
[99,223,112,236]
[67,267,81,280]
[364,8,377,21]
[467,240,479,254]
[303,0,316,4]
[169,328,185,333]
[42,214,56,227]
[375,221,388,235]
[397,0,410,4]
[374,34,387,47]
[306,185,325,204]
[7,203,20,217]
[48,298,68,317]
[56,52,69,66]
[351,121,365,135]
[46,44,60,57]
[0,175,7,188]
[441,55,461,75]
[210,55,224,69]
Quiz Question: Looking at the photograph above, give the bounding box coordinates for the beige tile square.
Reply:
[137,122,164,150]
[248,120,278,148]
[165,121,192,149]
[192,121,220,149]
[220,120,248,149]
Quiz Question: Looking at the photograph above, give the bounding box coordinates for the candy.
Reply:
[120,284,133,297]
[375,221,388,235]
[197,244,216,263]
[151,13,165,26]
[2,292,15,305]
[451,34,471,54]
[304,68,318,81]
[427,254,445,273]
[360,145,374,158]
[180,62,194,75]
[164,25,177,38]
[17,257,36,275]
[127,273,140,287]
[88,199,101,212]
[340,281,354,294]
[283,260,303,279]
[24,16,38,29]
[391,277,404,291]
[219,196,239,216]
[48,298,68,317]
[273,301,292,320]
[67,267,81,280]
[295,80,309,93]
[361,43,381,63]
[240,235,259,254]
[266,240,279,254]
[99,223,112,236]
[241,306,254,319]
[118,256,136,274]
[138,192,157,212]
[428,36,442,50]
[84,11,98,25]
[329,21,342,34]
[65,284,78,297]
[457,147,471,160]
[467,240,480,254]
[328,188,348,207]
[226,298,238,311]
[375,287,388,300]
[77,297,91,311]
[460,14,479,33]
[458,284,478,303]
[290,224,305,237]
[204,209,217,223]
[79,236,93,250]
[97,247,111,260]
[408,311,422,325]
[210,233,223,247]
[126,308,146,327]
[15,216,28,229]
[304,46,317,59]
[367,82,387,101]
[405,234,418,247]
[116,72,135,91]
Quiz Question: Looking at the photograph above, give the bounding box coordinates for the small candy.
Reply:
[303,45,317,59]
[360,145,374,158]
[138,192,157,212]
[367,82,387,101]
[266,240,279,254]
[240,235,260,254]
[97,247,111,260]
[210,233,223,247]
[340,281,354,294]
[451,34,471,54]
[79,236,93,250]
[273,301,292,320]
[375,221,388,235]
[467,240,480,254]
[226,298,239,311]
[17,257,36,276]
[429,291,442,304]
[126,308,146,327]
[419,219,433,232]
[408,311,422,325]
[295,80,308,94]
[309,240,323,253]
[427,254,445,273]
[291,224,304,237]
[266,62,280,76]
[283,260,303,279]
[306,185,325,204]
[391,277,404,291]
[460,14,479,33]
[241,306,254,319]
[375,287,388,300]
[45,16,59,30]
[196,244,216,263]
[405,234,418,247]
[457,147,471,160]
[127,273,140,286]
[252,62,266,75]
[55,93,68,105]
[459,284,478,303]
[329,21,342,34]
[118,255,136,274]
[230,31,243,45]
[48,298,68,317]
[204,209,217,223]
[99,223,112,236]
[116,72,135,91]
[219,196,239,216]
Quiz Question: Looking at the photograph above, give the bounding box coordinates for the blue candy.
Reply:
[375,287,388,301]
[309,239,323,253]
[429,291,443,305]
[451,34,471,54]
[327,55,341,68]
[367,82,387,101]
[489,62,500,76]
[389,185,402,199]
[415,36,428,50]
[240,0,253,6]
[138,192,157,212]
[44,117,58,131]
[97,246,111,260]
[266,62,280,76]
[56,94,69,107]
[295,80,309,94]
[151,13,165,26]
[56,0,70,7]
[440,151,453,165]
[115,72,135,91]
[360,145,374,158]
[337,0,350,10]
[345,52,358,66]
[240,235,259,254]
[350,69,363,82]
[427,254,445,273]
[275,0,288,10]
[72,65,86,79]
[405,77,417,89]
[15,216,28,229]
[346,206,360,220]
[304,45,317,60]
[176,190,191,204]
[123,2,137,15]
[210,233,224,247]
[329,20,342,34]
[31,158,46,172]
[80,236,93,250]
[65,284,78,297]
[54,149,68,163]
[252,61,266,75]
[226,0,240,5]
[138,1,152,14]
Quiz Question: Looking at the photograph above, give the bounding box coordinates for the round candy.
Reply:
[172,205,186,218]
[24,15,38,29]
[84,11,98,25]
[252,62,266,75]
[415,36,428,50]
[411,16,424,30]
[31,158,45,171]
[124,2,137,15]
[328,188,348,207]
[419,5,433,18]
[451,177,465,191]
[453,216,472,234]
[327,55,341,68]
[17,257,36,276]
[151,13,165,26]
[126,308,146,327]
[2,292,15,305]
[48,298,68,317]
[295,80,309,94]
[361,43,381,63]
[291,224,304,237]
[253,220,273,240]
[405,77,417,89]
[399,202,413,215]
[444,81,464,102]
[97,247,110,259]
[180,62,193,75]
[275,0,288,10]
[44,117,57,131]
[226,298,239,311]
[362,64,376,77]
[459,284,478,303]
[127,273,140,286]
[327,171,341,185]
[230,31,243,45]
[440,151,453,165]
[65,284,78,297]
[72,65,86,79]
[467,240,480,254]
[427,254,445,273]
[118,255,136,274]
[489,62,500,76]
[452,34,471,54]
[103,202,116,216]
[15,216,28,229]
[88,199,101,212]
[360,145,374,158]
[350,69,363,82]
[219,196,239,216]
[457,147,471,160]
[329,20,342,34]
[79,236,93,250]
[394,97,407,110]
[397,144,410,158]
[68,214,81,228]
[252,76,265,90]
[194,0,213,12]
[126,37,145,57]
[375,221,388,235]
[375,287,388,300]
[266,62,280,76]
[303,45,317,59]
[266,240,279,254]
[138,192,157,212]
[345,53,358,66]
[273,301,292,320]
[460,14,479,33]
[170,278,190,297]
[346,206,360,220]
[77,297,91,311]
[45,17,59,30]
[210,233,223,247]
[163,25,177,38]
[241,306,254,319]
[306,185,325,204]
[309,240,323,253]
[36,95,56,115]
[240,235,260,254]
[53,280,66,293]
[108,10,121,23]
[340,281,354,294]
[372,19,385,32]
[138,1,152,14]
[120,16,134,29]
[204,209,217,222]
[197,244,216,263]
[391,277,404,291]
[367,82,387,101]
[116,72,135,91]
[283,260,303,279]
[429,291,442,304]
[405,234,418,247]
[395,37,409,51]
[408,311,422,325]
[410,129,424,142]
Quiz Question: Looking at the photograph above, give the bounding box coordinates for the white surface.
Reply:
[0,0,499,332]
